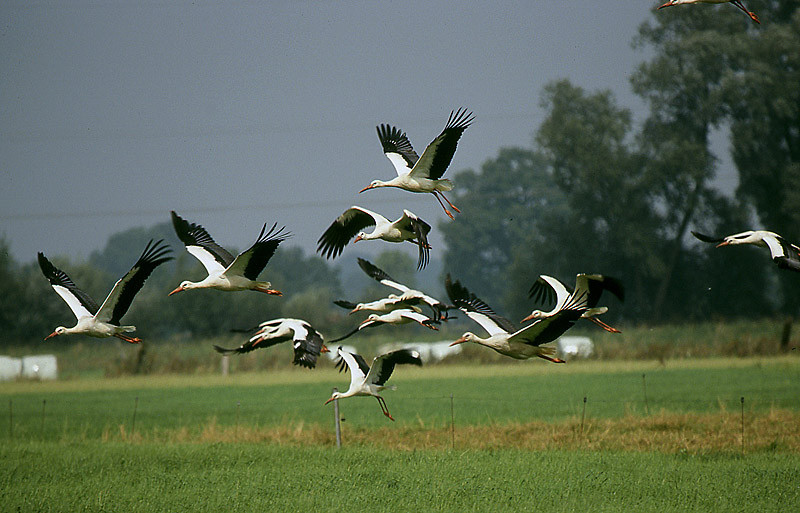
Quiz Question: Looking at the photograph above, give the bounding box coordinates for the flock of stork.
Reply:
[36,1,795,421]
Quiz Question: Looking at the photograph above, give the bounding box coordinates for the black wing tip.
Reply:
[256,222,292,245]
[691,230,723,243]
[446,107,475,130]
[357,258,394,282]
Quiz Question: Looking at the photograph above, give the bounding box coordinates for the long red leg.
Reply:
[730,0,759,23]
[438,191,460,213]
[115,333,141,344]
[377,396,395,421]
[537,353,565,364]
[431,192,455,220]
[589,317,621,333]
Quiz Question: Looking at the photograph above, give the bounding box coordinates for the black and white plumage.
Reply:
[360,108,474,220]
[524,274,624,333]
[169,211,290,295]
[214,318,328,369]
[324,346,423,421]
[316,206,432,270]
[354,257,455,322]
[445,274,590,363]
[333,296,423,316]
[657,0,759,24]
[328,309,439,344]
[38,239,172,343]
[692,230,800,272]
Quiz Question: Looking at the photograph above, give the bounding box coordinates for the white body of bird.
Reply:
[324,347,422,421]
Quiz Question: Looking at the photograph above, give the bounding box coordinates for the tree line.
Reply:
[2,3,798,346]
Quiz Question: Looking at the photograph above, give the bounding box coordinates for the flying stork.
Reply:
[657,0,759,24]
[37,239,172,343]
[169,211,290,295]
[360,108,474,220]
[524,274,624,333]
[324,346,423,421]
[692,230,800,272]
[353,257,455,322]
[317,206,432,270]
[328,309,439,343]
[445,274,590,363]
[215,318,328,369]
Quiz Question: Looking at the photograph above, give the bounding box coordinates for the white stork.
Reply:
[324,346,423,421]
[38,239,172,343]
[360,108,474,220]
[523,274,624,333]
[692,230,800,272]
[317,206,432,270]
[329,309,439,343]
[445,274,590,363]
[657,0,759,24]
[215,318,328,369]
[354,257,455,322]
[169,211,289,295]
[334,296,423,316]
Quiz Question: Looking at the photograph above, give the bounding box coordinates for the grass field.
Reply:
[2,443,799,512]
[2,357,799,511]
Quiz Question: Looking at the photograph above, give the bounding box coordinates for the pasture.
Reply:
[2,357,799,511]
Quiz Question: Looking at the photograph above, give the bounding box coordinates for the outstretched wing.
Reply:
[227,223,290,280]
[96,239,173,325]
[377,124,419,177]
[691,231,724,244]
[334,347,370,389]
[410,108,474,180]
[357,258,409,293]
[445,274,516,336]
[171,211,234,274]
[397,210,432,271]
[37,252,99,320]
[317,207,381,260]
[509,309,585,347]
[366,349,423,386]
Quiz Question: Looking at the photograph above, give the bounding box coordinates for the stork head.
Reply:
[349,303,365,315]
[44,326,67,340]
[359,314,382,327]
[450,332,475,347]
[353,232,367,243]
[716,230,760,248]
[168,281,192,296]
[657,0,685,8]
[359,180,384,193]
[324,391,342,405]
[521,310,546,323]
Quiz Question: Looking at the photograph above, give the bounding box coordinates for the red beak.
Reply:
[716,241,731,248]
[353,235,363,243]
[324,397,335,405]
[359,185,372,193]
[44,331,58,341]
[520,313,535,323]
[449,336,468,347]
[657,2,673,9]
[168,286,183,296]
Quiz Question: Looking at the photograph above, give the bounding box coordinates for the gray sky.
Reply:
[1,0,734,266]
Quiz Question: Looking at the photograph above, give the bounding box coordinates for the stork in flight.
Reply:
[324,346,422,421]
[445,274,590,363]
[657,0,759,24]
[523,274,624,333]
[38,239,172,343]
[215,318,328,369]
[352,257,455,322]
[360,108,474,220]
[317,206,432,270]
[169,211,290,295]
[692,230,800,272]
[328,309,439,343]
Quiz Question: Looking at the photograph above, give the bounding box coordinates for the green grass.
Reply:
[1,442,798,512]
[2,357,798,438]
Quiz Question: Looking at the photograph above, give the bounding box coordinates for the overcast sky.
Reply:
[1,1,737,267]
